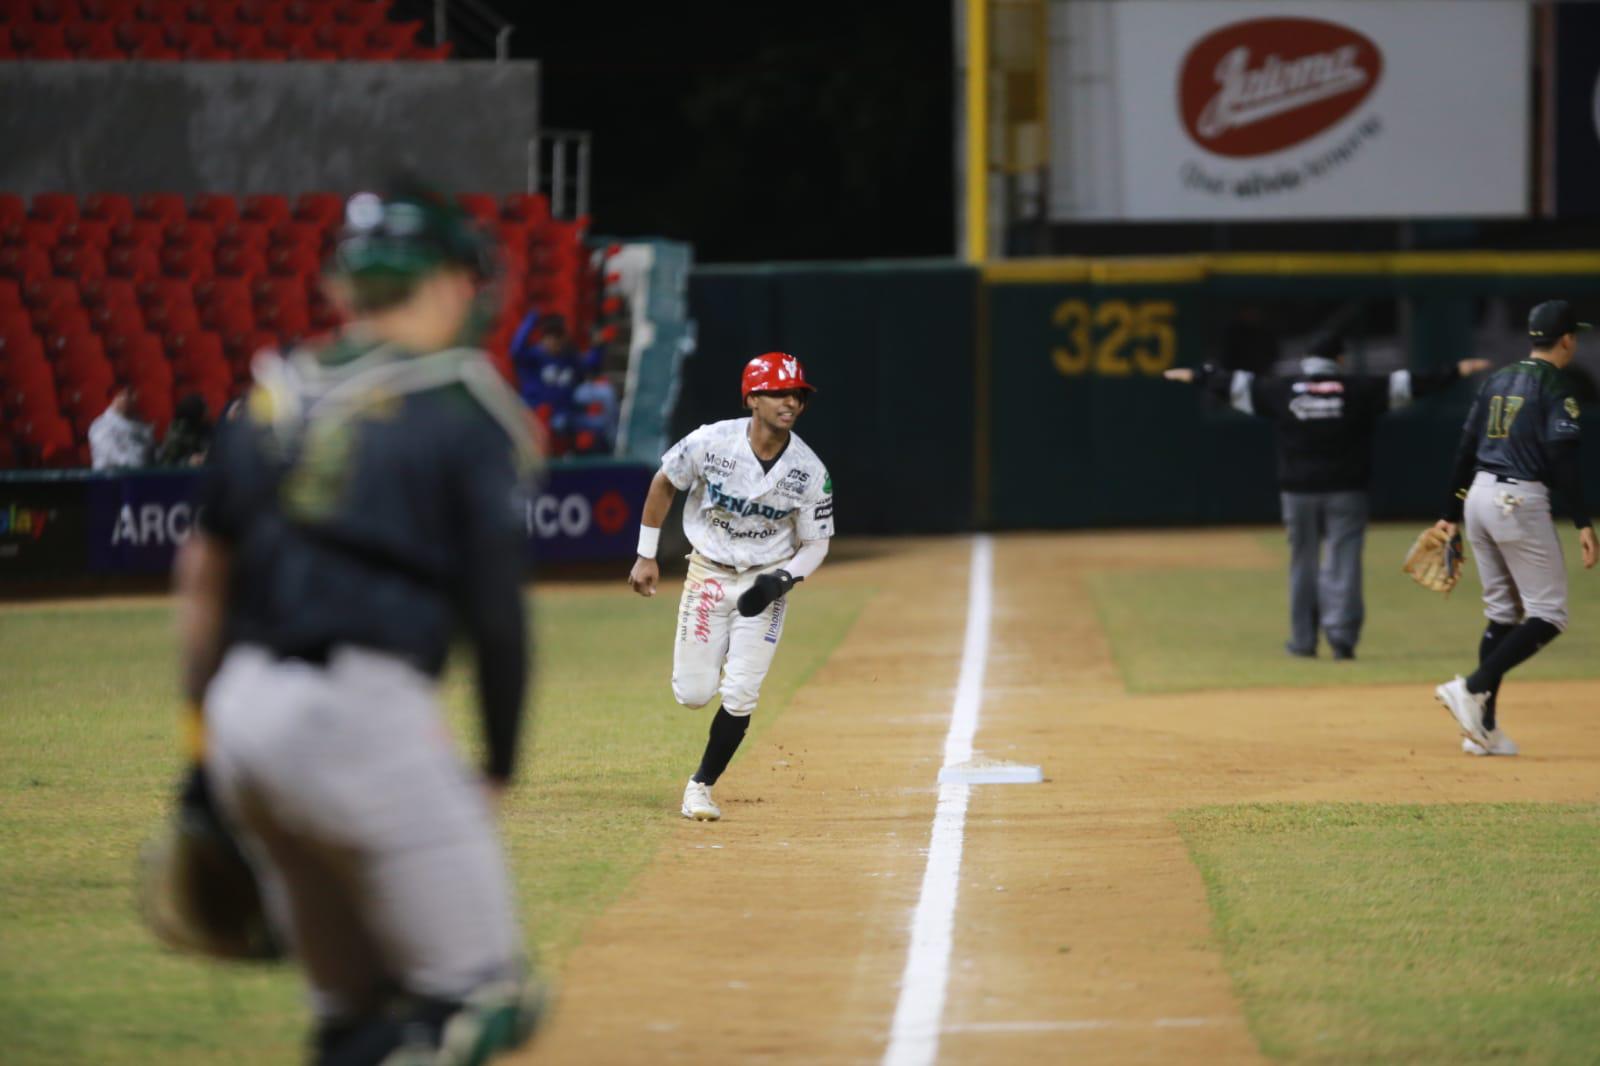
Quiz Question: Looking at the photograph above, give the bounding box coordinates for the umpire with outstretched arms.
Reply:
[1433,300,1597,756]
[1167,337,1487,659]
[169,181,544,1064]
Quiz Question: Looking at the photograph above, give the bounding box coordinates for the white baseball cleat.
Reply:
[1463,729,1519,757]
[681,779,721,821]
[1434,676,1491,748]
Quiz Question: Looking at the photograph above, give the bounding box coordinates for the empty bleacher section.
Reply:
[1,188,598,467]
[0,0,451,61]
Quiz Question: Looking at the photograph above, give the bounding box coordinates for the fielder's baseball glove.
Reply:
[1401,526,1464,595]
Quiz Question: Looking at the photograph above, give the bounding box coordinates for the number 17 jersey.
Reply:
[1465,359,1582,483]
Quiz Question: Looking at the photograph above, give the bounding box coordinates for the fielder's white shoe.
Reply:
[1463,729,1519,757]
[1434,676,1491,748]
[681,779,721,821]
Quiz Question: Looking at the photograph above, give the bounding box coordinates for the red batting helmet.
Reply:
[740,352,816,400]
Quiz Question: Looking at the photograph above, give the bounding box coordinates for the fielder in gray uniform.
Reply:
[173,182,544,1064]
[1167,336,1487,659]
[1433,300,1597,756]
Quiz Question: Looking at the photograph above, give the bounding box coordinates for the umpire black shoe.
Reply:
[1330,644,1356,661]
[1284,642,1316,658]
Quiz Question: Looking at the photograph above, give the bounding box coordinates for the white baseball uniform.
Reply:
[660,418,834,713]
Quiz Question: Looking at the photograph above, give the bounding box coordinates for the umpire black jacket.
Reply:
[1193,357,1462,493]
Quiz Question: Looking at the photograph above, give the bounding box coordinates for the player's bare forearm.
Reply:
[174,532,231,707]
[628,470,678,597]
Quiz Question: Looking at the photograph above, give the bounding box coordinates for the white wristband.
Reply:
[636,525,661,559]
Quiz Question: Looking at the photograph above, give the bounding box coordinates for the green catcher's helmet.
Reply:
[331,178,495,312]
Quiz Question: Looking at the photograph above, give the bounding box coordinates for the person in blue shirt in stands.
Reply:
[510,310,616,455]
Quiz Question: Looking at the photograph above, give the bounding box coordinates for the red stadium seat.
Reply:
[0,278,21,309]
[269,243,321,278]
[35,303,93,341]
[407,41,453,60]
[63,218,114,248]
[243,194,291,228]
[195,275,251,308]
[136,0,188,22]
[31,193,79,225]
[112,218,164,247]
[273,219,323,251]
[456,193,498,224]
[107,243,161,280]
[293,191,343,229]
[80,275,138,310]
[203,298,255,335]
[0,195,27,229]
[214,21,263,49]
[0,246,55,284]
[13,22,71,54]
[146,299,202,336]
[166,218,217,249]
[190,194,240,228]
[66,21,119,53]
[131,41,182,58]
[51,243,108,281]
[224,328,277,373]
[90,298,146,336]
[82,0,141,20]
[31,0,85,24]
[5,218,63,248]
[265,21,315,51]
[62,381,113,436]
[137,276,194,311]
[82,193,134,227]
[314,20,364,52]
[114,20,162,51]
[136,192,188,226]
[366,19,418,52]
[333,0,388,27]
[215,242,269,278]
[219,218,271,250]
[23,276,79,312]
[161,242,214,280]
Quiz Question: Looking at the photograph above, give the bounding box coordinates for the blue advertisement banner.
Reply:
[1,460,655,580]
[85,471,204,575]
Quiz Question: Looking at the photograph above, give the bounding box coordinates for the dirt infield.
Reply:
[514,532,1600,1065]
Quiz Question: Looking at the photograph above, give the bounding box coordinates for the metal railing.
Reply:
[527,130,592,220]
[432,0,514,61]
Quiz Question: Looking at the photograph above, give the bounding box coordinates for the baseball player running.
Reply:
[173,181,545,1063]
[1433,300,1597,756]
[627,352,835,821]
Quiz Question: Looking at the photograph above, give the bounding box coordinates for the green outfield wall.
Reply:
[687,253,1600,534]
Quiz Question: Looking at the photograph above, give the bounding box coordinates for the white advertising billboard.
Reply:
[1053,0,1530,220]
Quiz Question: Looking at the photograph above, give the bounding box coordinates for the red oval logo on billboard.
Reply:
[1179,17,1382,158]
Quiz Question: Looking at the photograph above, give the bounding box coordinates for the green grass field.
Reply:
[1089,524,1600,693]
[1178,805,1600,1064]
[0,582,868,1065]
[1089,524,1600,1063]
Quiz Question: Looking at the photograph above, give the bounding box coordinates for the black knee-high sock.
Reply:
[1475,621,1515,731]
[693,706,750,786]
[1466,619,1560,722]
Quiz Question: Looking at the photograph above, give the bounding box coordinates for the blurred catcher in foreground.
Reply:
[143,179,546,1065]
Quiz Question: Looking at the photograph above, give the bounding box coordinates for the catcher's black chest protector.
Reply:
[1470,361,1582,483]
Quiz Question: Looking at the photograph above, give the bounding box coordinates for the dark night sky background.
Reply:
[494,1,955,263]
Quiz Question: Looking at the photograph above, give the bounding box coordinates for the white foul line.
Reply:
[882,534,993,1066]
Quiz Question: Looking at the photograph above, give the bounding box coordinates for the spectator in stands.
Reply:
[89,388,154,470]
[156,393,214,468]
[510,311,602,454]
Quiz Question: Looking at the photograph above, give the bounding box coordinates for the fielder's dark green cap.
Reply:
[1528,300,1592,341]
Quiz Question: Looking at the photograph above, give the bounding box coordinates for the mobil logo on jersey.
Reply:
[1180,18,1382,158]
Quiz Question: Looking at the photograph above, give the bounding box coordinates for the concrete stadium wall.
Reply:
[0,60,540,196]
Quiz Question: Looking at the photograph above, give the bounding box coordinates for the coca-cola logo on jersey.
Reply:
[1179,18,1382,158]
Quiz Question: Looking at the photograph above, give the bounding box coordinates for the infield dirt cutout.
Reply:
[514,532,1600,1065]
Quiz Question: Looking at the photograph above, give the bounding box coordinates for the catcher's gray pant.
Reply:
[672,553,789,715]
[1464,471,1569,631]
[1281,490,1367,653]
[205,645,523,1021]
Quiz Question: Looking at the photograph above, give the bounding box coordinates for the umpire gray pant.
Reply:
[1281,490,1368,654]
[205,645,523,1022]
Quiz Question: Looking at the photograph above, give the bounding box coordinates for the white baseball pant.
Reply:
[1464,471,1569,631]
[672,553,790,716]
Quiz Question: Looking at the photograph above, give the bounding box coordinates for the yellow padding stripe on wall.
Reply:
[984,251,1600,284]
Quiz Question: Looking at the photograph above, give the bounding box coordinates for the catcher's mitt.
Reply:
[1401,526,1464,595]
